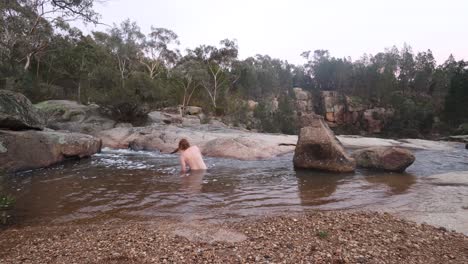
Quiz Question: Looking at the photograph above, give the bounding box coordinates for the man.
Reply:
[173,139,207,172]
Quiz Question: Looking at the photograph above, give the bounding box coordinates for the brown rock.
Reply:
[293,116,356,172]
[0,129,101,172]
[0,90,45,130]
[351,147,415,172]
[35,100,116,135]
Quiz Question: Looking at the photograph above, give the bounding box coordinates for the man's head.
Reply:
[178,139,190,151]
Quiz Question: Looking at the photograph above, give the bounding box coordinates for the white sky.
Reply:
[79,0,468,65]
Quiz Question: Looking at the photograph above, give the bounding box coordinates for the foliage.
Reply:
[1,0,467,136]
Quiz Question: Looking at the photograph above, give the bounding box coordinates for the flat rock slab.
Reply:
[427,171,468,186]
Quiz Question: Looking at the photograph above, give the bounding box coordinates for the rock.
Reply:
[202,137,293,160]
[98,124,297,159]
[293,116,356,172]
[351,147,415,172]
[247,100,258,111]
[115,122,133,128]
[0,90,45,130]
[148,111,182,125]
[184,106,202,115]
[293,88,314,114]
[363,108,394,134]
[35,100,116,135]
[0,129,101,172]
[427,171,468,186]
[293,87,311,101]
[182,115,201,126]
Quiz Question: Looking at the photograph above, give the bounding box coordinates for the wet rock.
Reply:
[0,90,45,130]
[35,100,116,135]
[0,129,101,172]
[202,137,292,160]
[293,116,356,172]
[98,125,297,159]
[351,147,415,172]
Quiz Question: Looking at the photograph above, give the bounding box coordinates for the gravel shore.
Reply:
[1,211,467,263]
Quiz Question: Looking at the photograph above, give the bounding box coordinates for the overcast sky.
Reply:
[79,0,468,65]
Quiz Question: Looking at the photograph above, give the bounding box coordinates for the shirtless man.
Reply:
[174,139,207,172]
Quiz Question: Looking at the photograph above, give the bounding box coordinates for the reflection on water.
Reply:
[295,170,350,206]
[362,171,416,195]
[2,145,468,233]
[180,170,207,194]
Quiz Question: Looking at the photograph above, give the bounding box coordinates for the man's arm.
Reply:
[180,155,187,173]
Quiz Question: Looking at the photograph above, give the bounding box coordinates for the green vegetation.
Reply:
[1,1,467,135]
[317,230,329,239]
[0,195,14,224]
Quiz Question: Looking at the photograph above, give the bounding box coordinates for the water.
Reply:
[2,145,468,233]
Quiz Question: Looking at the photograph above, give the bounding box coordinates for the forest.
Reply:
[1,0,467,136]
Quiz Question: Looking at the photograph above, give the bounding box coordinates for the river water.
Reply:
[2,145,468,233]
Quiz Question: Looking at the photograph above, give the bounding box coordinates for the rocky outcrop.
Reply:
[293,116,356,172]
[291,89,395,134]
[147,111,201,127]
[293,87,314,114]
[35,100,116,135]
[0,130,101,173]
[97,124,297,160]
[351,147,415,172]
[0,90,45,130]
[362,108,394,134]
[202,137,293,160]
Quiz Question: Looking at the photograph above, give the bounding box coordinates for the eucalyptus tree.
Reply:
[187,39,238,109]
[171,58,204,112]
[140,27,180,79]
[0,0,100,73]
[93,19,144,89]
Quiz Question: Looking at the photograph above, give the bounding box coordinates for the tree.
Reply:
[172,58,204,113]
[188,39,238,109]
[0,0,100,72]
[94,19,144,89]
[140,27,180,79]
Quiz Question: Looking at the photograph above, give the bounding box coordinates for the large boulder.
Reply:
[351,147,415,172]
[293,116,356,172]
[0,130,101,173]
[0,90,45,130]
[35,100,116,135]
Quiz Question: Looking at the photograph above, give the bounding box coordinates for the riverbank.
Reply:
[1,211,466,263]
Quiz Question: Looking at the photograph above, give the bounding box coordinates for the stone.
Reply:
[351,147,415,172]
[362,108,393,134]
[35,100,116,135]
[202,137,292,160]
[293,87,310,101]
[184,106,202,115]
[0,129,101,172]
[98,124,297,159]
[247,100,258,111]
[293,116,356,172]
[0,90,45,130]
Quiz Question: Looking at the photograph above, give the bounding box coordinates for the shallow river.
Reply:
[2,145,468,233]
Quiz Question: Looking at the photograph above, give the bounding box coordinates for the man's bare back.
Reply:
[179,145,207,172]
